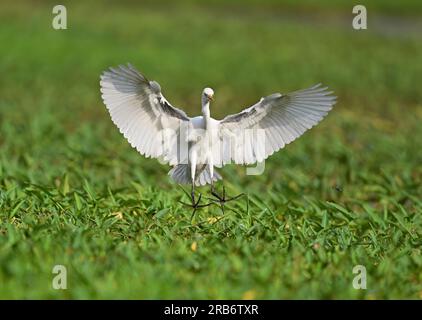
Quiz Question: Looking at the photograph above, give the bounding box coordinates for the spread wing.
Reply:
[216,84,336,166]
[100,64,191,165]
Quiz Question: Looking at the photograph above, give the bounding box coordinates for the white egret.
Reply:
[100,64,336,208]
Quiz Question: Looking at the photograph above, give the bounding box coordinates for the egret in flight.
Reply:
[100,64,336,209]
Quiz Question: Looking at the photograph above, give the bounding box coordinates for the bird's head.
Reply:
[202,87,214,102]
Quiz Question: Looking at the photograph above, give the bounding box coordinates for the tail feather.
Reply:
[168,164,222,186]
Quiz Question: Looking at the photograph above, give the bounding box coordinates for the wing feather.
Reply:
[218,84,336,165]
[100,64,190,164]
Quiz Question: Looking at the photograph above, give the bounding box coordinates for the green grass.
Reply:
[0,0,421,299]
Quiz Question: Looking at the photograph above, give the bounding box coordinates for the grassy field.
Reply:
[0,0,421,299]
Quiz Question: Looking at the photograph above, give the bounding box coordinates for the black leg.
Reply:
[191,184,195,205]
[210,182,218,198]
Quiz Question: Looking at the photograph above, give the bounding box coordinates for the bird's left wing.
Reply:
[100,64,190,165]
[216,84,336,166]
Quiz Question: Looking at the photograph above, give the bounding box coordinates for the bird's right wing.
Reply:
[216,84,336,166]
[100,64,191,165]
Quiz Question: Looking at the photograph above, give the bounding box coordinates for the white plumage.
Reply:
[100,64,336,190]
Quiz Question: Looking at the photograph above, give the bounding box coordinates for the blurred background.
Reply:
[0,0,421,299]
[1,0,421,185]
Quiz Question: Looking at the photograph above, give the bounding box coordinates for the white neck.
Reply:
[202,100,211,128]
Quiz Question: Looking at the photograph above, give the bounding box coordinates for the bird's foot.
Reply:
[210,186,245,211]
[178,192,214,221]
[178,193,208,208]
